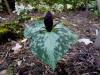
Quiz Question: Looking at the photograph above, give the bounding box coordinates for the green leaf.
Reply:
[88,1,97,9]
[24,20,45,38]
[7,66,13,75]
[24,20,78,70]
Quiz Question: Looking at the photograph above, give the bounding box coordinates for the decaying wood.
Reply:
[94,0,100,48]
[94,29,100,49]
[4,0,12,15]
[96,0,100,11]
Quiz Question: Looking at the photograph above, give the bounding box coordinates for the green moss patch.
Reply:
[0,22,24,44]
[0,22,19,27]
[0,28,10,43]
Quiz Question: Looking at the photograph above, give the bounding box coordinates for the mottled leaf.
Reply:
[24,20,78,70]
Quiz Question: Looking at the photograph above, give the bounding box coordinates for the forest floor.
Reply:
[0,10,100,75]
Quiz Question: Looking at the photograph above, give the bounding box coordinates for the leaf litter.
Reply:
[0,11,100,75]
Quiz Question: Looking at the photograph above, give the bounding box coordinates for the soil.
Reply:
[0,10,100,75]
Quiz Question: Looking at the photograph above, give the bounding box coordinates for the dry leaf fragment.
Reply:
[0,70,7,75]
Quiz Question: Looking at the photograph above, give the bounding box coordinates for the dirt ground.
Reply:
[0,10,100,75]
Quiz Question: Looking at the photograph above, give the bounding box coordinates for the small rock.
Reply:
[31,18,34,21]
[17,60,22,66]
[95,29,99,36]
[0,70,7,75]
[12,43,22,50]
[78,38,93,45]
[73,24,77,26]
[21,38,27,43]
[90,72,98,75]
[61,17,66,20]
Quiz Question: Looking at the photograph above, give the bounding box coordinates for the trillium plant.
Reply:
[24,11,78,70]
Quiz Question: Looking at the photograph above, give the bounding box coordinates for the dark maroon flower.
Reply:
[44,11,53,32]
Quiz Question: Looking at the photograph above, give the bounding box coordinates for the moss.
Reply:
[17,30,24,38]
[38,15,45,20]
[27,15,45,20]
[0,22,24,44]
[0,28,10,43]
[18,16,39,23]
[61,21,74,26]
[26,16,38,20]
[24,16,44,21]
[0,22,22,32]
[0,27,17,44]
[0,22,19,27]
[55,19,74,26]
[0,28,9,33]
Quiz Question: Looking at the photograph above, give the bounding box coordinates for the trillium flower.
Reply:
[44,11,53,32]
[24,11,78,70]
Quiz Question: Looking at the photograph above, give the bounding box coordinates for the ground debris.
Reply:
[0,11,100,75]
